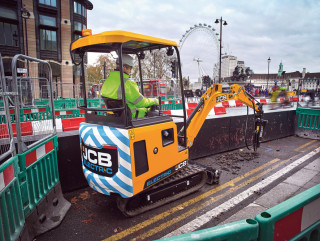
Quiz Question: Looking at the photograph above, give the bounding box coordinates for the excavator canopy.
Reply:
[71,30,178,54]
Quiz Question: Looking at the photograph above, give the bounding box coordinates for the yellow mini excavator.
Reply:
[71,30,267,217]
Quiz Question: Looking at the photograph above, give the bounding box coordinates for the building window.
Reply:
[74,21,82,31]
[39,0,57,7]
[39,15,57,27]
[0,7,17,20]
[40,29,57,50]
[74,34,82,40]
[39,14,57,51]
[0,22,19,47]
[74,21,86,31]
[74,1,81,14]
[0,6,19,47]
[82,5,87,18]
[74,1,87,17]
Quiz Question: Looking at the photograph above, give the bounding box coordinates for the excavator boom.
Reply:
[185,84,265,148]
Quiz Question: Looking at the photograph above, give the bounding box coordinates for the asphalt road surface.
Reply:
[35,135,320,241]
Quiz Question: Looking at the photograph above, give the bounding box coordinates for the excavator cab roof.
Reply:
[71,30,178,54]
[70,30,186,139]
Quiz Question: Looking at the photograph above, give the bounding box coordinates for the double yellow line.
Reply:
[104,158,282,241]
[104,140,318,241]
[295,140,317,152]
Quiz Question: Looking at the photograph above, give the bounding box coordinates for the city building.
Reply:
[0,0,93,98]
[221,55,237,78]
[222,68,320,91]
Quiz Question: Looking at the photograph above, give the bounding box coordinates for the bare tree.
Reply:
[88,50,176,84]
[87,54,116,84]
[132,49,176,80]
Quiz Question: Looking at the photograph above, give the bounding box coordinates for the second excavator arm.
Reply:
[181,84,267,150]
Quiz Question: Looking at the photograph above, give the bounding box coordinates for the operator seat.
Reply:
[101,97,124,116]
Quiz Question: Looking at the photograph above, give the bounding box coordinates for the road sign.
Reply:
[17,68,27,74]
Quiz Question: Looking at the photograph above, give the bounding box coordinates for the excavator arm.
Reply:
[183,84,266,150]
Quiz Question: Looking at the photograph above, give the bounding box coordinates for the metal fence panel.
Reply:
[11,55,56,154]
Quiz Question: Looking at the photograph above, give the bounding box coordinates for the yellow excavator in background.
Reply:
[71,30,267,217]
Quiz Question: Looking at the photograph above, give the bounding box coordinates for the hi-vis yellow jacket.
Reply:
[101,71,158,118]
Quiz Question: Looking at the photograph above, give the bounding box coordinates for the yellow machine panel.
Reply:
[129,121,188,195]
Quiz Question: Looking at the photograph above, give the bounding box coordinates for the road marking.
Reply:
[138,156,296,240]
[301,144,318,153]
[163,147,320,238]
[104,141,317,241]
[103,157,282,241]
[260,145,273,152]
[295,140,317,151]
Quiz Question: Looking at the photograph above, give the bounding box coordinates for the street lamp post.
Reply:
[21,7,30,74]
[215,17,227,83]
[267,57,271,90]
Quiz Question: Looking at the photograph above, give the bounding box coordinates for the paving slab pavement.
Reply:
[219,157,320,225]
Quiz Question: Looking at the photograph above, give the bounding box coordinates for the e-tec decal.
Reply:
[216,95,227,103]
[144,160,188,189]
[81,140,118,177]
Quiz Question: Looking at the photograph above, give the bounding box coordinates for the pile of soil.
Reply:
[214,149,260,174]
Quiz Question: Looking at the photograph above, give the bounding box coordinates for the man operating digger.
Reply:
[100,54,158,118]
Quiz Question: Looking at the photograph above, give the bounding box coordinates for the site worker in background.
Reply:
[100,54,158,118]
[270,86,281,109]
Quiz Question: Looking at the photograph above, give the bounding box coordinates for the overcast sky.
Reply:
[87,0,320,81]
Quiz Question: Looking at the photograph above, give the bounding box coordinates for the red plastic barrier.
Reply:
[187,108,194,117]
[214,107,226,115]
[0,122,33,139]
[162,110,172,115]
[235,100,243,107]
[17,122,33,136]
[61,117,85,131]
[23,109,32,113]
[0,124,9,139]
[222,101,229,107]
[187,103,197,109]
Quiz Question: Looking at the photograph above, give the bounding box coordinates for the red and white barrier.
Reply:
[23,108,46,113]
[273,197,320,241]
[0,117,86,139]
[161,100,173,105]
[163,106,227,118]
[0,164,14,191]
[55,110,74,115]
[25,140,54,167]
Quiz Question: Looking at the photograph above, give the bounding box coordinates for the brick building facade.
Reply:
[0,0,92,98]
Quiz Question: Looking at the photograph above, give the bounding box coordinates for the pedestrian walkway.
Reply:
[218,156,320,225]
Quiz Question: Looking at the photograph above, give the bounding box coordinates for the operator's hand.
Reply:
[154,98,159,105]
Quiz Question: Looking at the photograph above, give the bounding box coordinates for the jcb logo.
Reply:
[175,160,187,171]
[82,146,112,167]
[216,95,227,103]
[81,141,118,177]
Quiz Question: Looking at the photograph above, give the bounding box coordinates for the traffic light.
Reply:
[171,60,176,77]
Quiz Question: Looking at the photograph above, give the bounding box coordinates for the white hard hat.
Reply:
[118,54,134,67]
